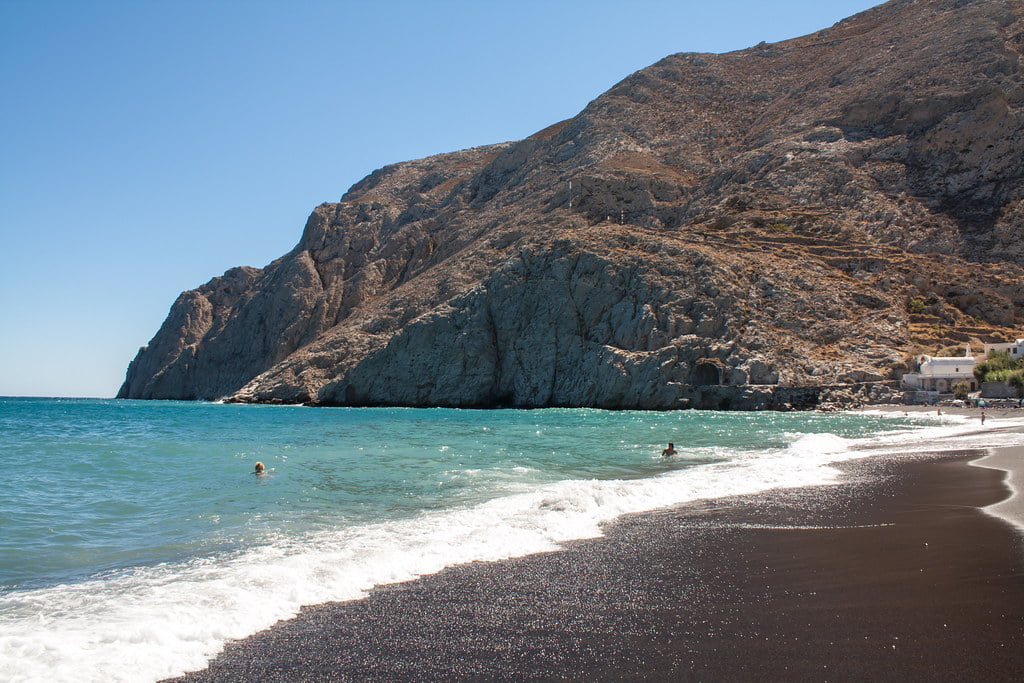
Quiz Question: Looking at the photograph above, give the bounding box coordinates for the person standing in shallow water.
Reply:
[661,443,677,457]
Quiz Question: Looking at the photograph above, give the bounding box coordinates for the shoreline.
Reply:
[172,422,1024,681]
[972,447,1024,533]
[869,404,1024,530]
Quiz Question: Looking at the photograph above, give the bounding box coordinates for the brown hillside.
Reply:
[120,0,1024,409]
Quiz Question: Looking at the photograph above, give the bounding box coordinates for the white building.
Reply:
[902,347,977,394]
[983,339,1024,360]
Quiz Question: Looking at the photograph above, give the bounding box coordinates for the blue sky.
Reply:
[0,0,881,398]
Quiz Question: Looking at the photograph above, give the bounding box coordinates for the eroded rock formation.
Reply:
[120,0,1024,409]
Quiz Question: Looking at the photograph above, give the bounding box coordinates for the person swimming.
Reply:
[254,461,266,475]
[661,442,677,457]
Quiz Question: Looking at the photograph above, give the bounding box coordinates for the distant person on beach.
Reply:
[980,411,986,425]
[661,443,677,457]
[254,461,266,475]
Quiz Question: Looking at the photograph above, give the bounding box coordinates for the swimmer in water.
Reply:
[254,461,266,475]
[661,442,677,457]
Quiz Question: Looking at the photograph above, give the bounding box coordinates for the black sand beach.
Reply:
[173,432,1024,681]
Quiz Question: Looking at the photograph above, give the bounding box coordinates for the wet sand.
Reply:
[173,437,1024,681]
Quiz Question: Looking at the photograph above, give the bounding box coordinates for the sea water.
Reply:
[1,397,1022,682]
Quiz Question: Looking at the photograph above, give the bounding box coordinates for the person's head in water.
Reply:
[254,461,265,474]
[661,442,677,457]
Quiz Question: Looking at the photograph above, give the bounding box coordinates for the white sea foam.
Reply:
[2,413,1020,683]
[854,409,1024,453]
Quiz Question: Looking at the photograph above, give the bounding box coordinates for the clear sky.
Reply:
[0,0,882,398]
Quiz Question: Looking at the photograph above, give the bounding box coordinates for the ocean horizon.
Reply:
[2,397,1022,682]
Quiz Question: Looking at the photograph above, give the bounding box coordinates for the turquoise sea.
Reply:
[2,397,1020,682]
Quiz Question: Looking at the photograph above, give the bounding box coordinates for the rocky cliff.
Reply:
[119,0,1024,409]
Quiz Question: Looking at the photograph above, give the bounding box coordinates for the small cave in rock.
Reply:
[691,361,723,387]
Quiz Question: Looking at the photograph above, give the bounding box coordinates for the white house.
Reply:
[983,339,1024,360]
[902,346,977,394]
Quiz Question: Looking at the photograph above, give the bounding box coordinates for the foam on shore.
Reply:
[971,447,1024,533]
[171,433,1024,681]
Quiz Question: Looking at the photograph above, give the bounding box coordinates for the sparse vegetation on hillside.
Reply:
[974,350,1024,393]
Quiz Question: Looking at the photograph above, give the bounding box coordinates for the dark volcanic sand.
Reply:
[172,452,1024,681]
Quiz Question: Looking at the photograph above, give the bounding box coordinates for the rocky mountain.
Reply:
[119,0,1024,410]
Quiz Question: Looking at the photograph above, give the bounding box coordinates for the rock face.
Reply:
[119,0,1024,409]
